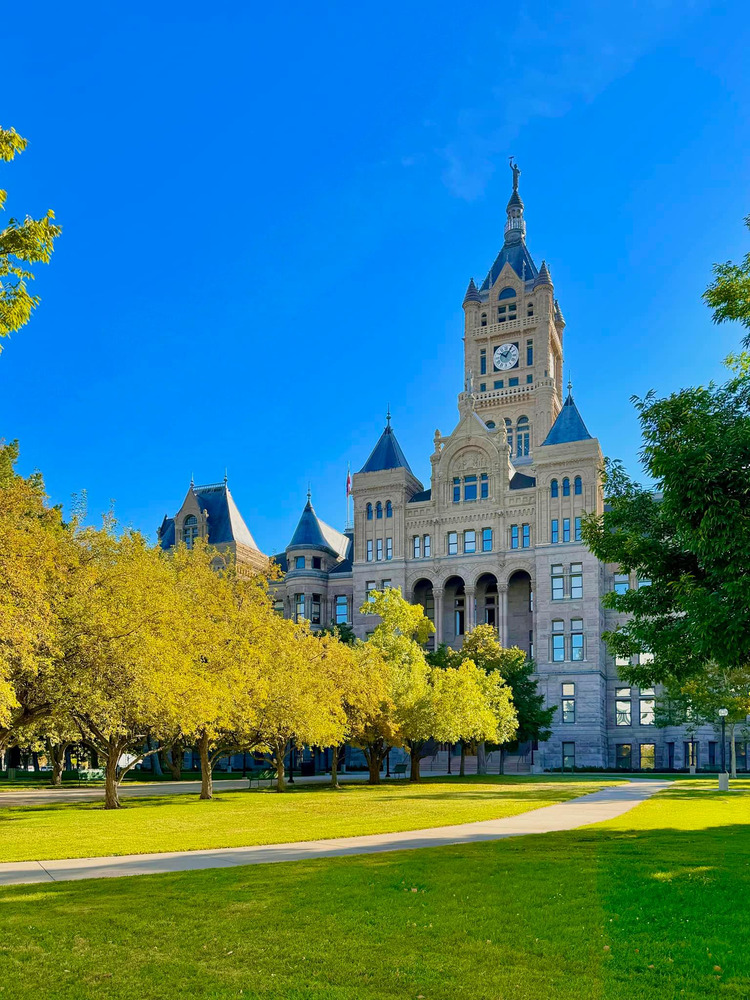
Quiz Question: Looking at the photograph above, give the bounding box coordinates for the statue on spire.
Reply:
[509,156,520,191]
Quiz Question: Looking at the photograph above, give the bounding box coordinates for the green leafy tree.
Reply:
[704,214,750,346]
[0,128,61,346]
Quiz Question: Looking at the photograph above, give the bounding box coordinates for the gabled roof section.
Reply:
[408,488,432,503]
[509,471,536,490]
[359,420,414,475]
[194,482,261,550]
[480,242,538,290]
[540,393,593,447]
[288,495,350,558]
[158,516,175,549]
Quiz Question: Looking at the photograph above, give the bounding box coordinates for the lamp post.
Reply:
[718,708,729,791]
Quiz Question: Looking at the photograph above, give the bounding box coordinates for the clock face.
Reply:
[494,343,519,371]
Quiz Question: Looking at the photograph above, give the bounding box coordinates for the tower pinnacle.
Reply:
[505,157,526,244]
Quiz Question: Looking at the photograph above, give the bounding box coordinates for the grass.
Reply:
[0,780,747,999]
[0,775,618,862]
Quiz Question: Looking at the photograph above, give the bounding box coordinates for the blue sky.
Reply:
[1,0,749,553]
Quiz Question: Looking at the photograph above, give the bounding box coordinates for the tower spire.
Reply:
[505,157,526,244]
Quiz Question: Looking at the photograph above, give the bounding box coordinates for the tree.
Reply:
[704,214,750,347]
[0,128,61,347]
[656,664,750,777]
[448,625,554,773]
[582,359,750,689]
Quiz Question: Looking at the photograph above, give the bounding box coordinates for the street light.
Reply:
[718,708,729,790]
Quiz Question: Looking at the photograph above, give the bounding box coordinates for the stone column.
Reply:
[433,588,444,648]
[465,585,476,633]
[498,584,509,647]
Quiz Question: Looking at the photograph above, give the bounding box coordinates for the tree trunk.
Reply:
[274,740,287,792]
[197,733,214,800]
[160,743,183,780]
[48,742,67,786]
[460,744,466,777]
[476,741,487,775]
[363,745,382,785]
[31,752,40,772]
[150,737,163,776]
[330,747,340,789]
[104,742,121,809]
[499,747,506,775]
[409,748,422,783]
[64,746,73,771]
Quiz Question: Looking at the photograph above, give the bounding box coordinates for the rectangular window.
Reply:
[448,531,458,556]
[526,374,533,383]
[551,620,565,661]
[526,340,533,365]
[616,692,632,726]
[494,380,504,389]
[527,302,534,317]
[294,593,305,621]
[563,518,570,543]
[464,475,478,501]
[381,579,392,589]
[366,581,377,602]
[366,540,373,562]
[562,682,576,723]
[616,744,632,769]
[273,599,284,616]
[480,349,487,375]
[570,563,583,600]
[614,572,629,594]
[509,377,519,387]
[484,594,496,627]
[453,477,461,503]
[295,556,305,569]
[574,516,582,542]
[464,530,476,554]
[615,655,630,668]
[551,565,564,601]
[454,597,465,636]
[335,595,349,625]
[638,576,652,588]
[511,525,519,549]
[562,742,575,771]
[640,744,655,770]
[571,619,584,661]
[413,535,421,559]
[551,519,559,544]
[479,383,486,392]
[639,698,655,726]
[386,537,393,561]
[376,539,383,561]
[313,556,323,570]
[482,527,493,552]
[522,523,530,548]
[423,534,431,558]
[481,473,488,499]
[529,629,534,659]
[311,594,321,625]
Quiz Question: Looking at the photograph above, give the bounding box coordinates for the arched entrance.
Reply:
[443,575,466,648]
[412,579,435,650]
[475,573,499,631]
[507,569,533,658]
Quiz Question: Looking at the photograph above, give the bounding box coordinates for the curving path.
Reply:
[0,780,669,886]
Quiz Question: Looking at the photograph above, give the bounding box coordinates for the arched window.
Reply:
[550,479,559,498]
[516,416,530,457]
[498,286,517,300]
[486,420,496,429]
[376,501,383,519]
[385,500,393,518]
[366,503,373,520]
[504,418,513,455]
[183,514,198,549]
[574,476,582,495]
[562,477,570,497]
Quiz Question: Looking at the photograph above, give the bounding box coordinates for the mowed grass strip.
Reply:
[0,776,618,862]
[0,782,747,1000]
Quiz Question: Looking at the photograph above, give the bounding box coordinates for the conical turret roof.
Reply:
[359,420,414,475]
[540,392,592,446]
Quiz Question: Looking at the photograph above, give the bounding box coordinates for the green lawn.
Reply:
[0,780,746,999]
[0,776,617,862]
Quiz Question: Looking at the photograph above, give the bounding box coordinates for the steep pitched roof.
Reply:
[288,497,350,558]
[359,423,414,475]
[540,394,593,447]
[158,516,175,548]
[158,482,261,552]
[480,241,538,290]
[408,488,432,503]
[509,471,537,490]
[463,278,481,303]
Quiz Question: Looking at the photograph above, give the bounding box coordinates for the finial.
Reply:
[386,405,391,427]
[190,472,194,488]
[224,468,228,485]
[509,156,520,191]
[567,372,573,396]
[307,482,312,504]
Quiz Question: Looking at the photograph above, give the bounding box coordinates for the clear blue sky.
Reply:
[2,1,749,553]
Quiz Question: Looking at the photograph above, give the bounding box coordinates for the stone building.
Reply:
[160,165,732,773]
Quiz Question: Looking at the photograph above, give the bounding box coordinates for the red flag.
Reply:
[346,463,352,498]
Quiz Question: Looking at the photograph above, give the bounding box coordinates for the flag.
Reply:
[346,463,352,498]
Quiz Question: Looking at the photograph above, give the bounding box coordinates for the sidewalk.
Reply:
[0,780,669,886]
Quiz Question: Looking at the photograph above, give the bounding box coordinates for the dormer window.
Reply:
[183,514,198,549]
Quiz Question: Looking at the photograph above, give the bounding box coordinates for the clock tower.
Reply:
[460,161,565,465]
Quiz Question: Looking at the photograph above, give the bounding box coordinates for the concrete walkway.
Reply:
[0,780,669,886]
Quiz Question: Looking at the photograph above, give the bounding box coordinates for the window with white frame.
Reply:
[570,563,583,600]
[562,682,576,723]
[640,688,655,726]
[511,524,519,549]
[366,540,373,562]
[335,595,349,625]
[551,620,565,661]
[448,531,458,556]
[413,536,421,559]
[571,618,584,661]
[423,534,431,558]
[614,572,629,594]
[464,529,476,554]
[551,565,565,601]
[386,537,393,561]
[482,527,492,552]
[294,593,305,621]
[522,523,530,548]
[616,687,631,726]
[376,539,383,561]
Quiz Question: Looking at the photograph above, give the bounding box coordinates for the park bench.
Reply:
[392,763,408,779]
[247,767,277,788]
